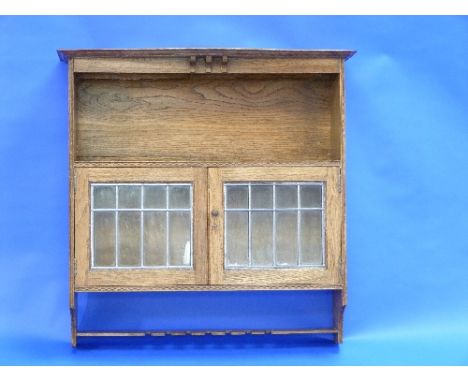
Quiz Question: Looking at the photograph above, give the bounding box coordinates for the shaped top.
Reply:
[57,48,356,62]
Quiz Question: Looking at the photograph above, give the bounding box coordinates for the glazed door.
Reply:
[208,167,342,287]
[74,167,207,289]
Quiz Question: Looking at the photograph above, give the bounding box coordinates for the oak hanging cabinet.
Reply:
[58,48,355,346]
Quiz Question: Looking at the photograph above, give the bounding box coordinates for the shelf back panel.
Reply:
[75,74,341,163]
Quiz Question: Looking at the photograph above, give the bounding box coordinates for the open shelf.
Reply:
[74,73,344,164]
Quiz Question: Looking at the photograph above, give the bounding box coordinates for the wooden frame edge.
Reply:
[338,59,347,343]
[68,58,77,347]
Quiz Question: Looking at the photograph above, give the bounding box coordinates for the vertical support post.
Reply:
[338,59,347,344]
[71,293,77,347]
[330,58,347,345]
[333,289,345,344]
[68,58,77,347]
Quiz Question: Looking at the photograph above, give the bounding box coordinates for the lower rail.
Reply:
[76,329,338,337]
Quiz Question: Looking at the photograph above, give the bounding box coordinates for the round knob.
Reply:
[211,210,219,217]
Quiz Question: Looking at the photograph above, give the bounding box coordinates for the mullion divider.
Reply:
[248,183,252,267]
[297,184,301,266]
[165,185,170,267]
[115,185,119,268]
[140,185,144,267]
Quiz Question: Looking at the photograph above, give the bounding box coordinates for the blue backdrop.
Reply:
[0,16,467,365]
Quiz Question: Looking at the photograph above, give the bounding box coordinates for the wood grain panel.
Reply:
[73,57,340,74]
[227,58,340,74]
[74,57,189,74]
[75,74,338,162]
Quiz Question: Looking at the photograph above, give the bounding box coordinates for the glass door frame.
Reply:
[74,167,208,289]
[208,166,343,287]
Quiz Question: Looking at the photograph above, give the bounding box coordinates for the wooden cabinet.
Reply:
[59,48,355,346]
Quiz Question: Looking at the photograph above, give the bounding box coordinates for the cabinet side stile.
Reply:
[68,58,77,347]
[333,59,347,344]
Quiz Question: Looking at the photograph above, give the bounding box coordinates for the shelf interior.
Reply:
[74,73,343,164]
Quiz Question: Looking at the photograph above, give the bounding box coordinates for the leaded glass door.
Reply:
[208,167,342,287]
[74,167,207,289]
